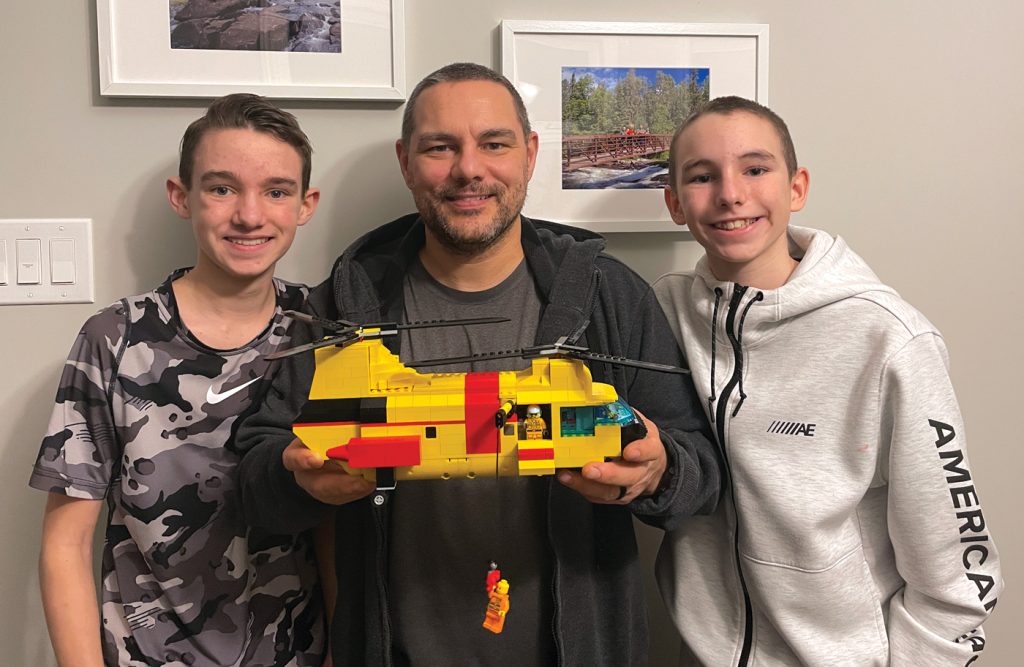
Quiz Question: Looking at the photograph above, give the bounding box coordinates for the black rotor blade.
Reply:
[265,333,357,360]
[571,350,691,374]
[351,317,510,342]
[286,312,507,335]
[520,341,589,358]
[283,310,357,332]
[273,316,510,362]
[393,316,510,331]
[407,348,527,368]
[409,341,690,375]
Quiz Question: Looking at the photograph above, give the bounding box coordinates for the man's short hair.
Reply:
[400,63,532,146]
[179,93,313,193]
[668,96,798,187]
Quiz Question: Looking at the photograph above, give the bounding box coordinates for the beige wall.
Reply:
[2,2,1020,664]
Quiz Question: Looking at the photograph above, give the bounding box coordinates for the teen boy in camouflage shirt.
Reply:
[29,94,325,666]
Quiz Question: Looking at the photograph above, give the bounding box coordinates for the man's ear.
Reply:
[395,139,414,188]
[297,187,320,227]
[166,177,191,220]
[664,187,688,228]
[525,130,540,182]
[790,167,810,213]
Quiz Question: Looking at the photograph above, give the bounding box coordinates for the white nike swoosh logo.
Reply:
[206,377,261,404]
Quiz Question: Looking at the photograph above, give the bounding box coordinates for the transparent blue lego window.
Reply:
[595,399,636,426]
[560,399,635,436]
[560,406,594,437]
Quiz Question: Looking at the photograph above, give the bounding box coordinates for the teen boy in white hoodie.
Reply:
[653,96,1002,666]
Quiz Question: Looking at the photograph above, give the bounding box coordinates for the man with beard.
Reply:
[235,63,720,666]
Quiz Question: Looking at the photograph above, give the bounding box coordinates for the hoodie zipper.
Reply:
[547,479,564,665]
[373,501,394,666]
[713,285,755,666]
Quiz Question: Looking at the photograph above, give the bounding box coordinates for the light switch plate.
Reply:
[0,219,94,305]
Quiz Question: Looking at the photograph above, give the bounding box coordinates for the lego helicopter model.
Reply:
[268,311,689,500]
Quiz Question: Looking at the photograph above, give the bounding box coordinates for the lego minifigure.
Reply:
[524,405,546,440]
[482,579,510,634]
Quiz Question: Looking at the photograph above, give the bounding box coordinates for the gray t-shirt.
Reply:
[390,257,556,665]
[29,272,324,666]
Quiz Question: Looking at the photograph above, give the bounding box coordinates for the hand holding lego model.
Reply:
[557,409,666,504]
[282,438,375,505]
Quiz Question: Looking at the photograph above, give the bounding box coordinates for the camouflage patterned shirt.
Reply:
[29,270,325,667]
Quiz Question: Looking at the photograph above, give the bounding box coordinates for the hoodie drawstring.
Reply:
[707,287,723,416]
[731,290,764,417]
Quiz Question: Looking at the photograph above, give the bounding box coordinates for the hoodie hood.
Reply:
[326,212,608,330]
[690,226,900,347]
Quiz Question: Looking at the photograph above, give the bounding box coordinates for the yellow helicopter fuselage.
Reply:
[292,338,630,486]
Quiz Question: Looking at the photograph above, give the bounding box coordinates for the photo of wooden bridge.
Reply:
[560,65,707,188]
[562,133,672,169]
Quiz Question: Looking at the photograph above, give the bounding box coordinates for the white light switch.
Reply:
[16,239,41,284]
[50,238,76,284]
[0,219,93,305]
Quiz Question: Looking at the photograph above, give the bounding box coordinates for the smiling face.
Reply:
[666,111,809,289]
[396,80,538,256]
[167,127,318,286]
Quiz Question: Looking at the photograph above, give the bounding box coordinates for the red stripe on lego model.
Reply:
[326,436,421,468]
[464,372,500,454]
[517,448,555,461]
[363,420,464,428]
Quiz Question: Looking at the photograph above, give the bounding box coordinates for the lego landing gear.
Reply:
[373,467,396,505]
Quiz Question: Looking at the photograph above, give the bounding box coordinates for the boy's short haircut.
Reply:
[400,62,532,146]
[178,93,313,193]
[668,95,799,185]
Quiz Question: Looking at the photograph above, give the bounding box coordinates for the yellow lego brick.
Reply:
[518,460,555,476]
[439,425,468,457]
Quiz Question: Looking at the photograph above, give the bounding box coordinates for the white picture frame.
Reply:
[502,20,769,232]
[97,0,405,101]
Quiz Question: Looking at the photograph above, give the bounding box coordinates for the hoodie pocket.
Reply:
[741,543,889,666]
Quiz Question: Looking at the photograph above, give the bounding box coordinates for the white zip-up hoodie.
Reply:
[653,226,1002,666]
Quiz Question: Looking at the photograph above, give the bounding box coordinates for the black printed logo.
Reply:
[767,421,816,437]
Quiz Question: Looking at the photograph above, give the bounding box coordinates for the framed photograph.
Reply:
[502,21,769,232]
[98,0,405,100]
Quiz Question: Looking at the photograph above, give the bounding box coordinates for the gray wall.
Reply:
[2,2,1020,664]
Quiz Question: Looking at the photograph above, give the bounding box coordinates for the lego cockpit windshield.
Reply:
[595,398,637,426]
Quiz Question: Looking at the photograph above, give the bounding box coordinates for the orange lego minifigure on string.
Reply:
[482,579,510,634]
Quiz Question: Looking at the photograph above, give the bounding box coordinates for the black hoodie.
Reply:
[236,214,721,666]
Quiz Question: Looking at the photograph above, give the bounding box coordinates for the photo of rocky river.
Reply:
[169,0,341,53]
